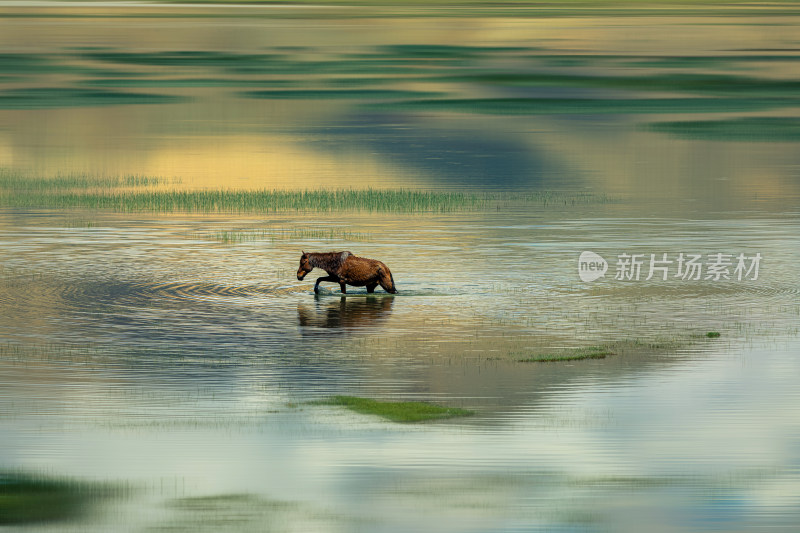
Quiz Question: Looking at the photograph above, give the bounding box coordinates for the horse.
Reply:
[297,251,397,294]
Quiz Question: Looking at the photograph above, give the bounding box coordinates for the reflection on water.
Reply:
[298,295,394,331]
[2,6,800,208]
[1,207,799,531]
[2,4,800,532]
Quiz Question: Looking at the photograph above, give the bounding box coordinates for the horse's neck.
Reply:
[309,252,336,270]
[309,251,350,271]
[308,253,327,269]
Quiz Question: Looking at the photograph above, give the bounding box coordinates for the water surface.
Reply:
[1,4,800,532]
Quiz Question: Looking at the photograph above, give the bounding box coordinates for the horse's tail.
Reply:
[378,264,397,294]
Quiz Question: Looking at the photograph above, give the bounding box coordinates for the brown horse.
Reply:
[297,251,397,294]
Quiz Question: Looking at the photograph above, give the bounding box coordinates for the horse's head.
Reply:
[297,251,313,281]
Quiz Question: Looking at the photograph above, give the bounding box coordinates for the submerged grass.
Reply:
[313,395,474,423]
[195,226,372,244]
[517,345,614,363]
[158,493,353,532]
[0,471,120,525]
[513,335,706,364]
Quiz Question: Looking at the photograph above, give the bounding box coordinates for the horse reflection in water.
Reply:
[297,295,394,330]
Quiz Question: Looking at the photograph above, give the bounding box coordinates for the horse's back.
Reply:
[340,255,384,284]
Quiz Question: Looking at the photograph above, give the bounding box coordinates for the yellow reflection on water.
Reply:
[144,135,416,190]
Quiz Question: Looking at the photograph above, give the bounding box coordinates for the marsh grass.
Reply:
[645,117,800,142]
[81,77,299,89]
[63,218,98,229]
[0,171,613,213]
[79,49,433,77]
[158,493,353,532]
[344,330,699,365]
[517,345,614,363]
[0,471,121,525]
[442,72,800,97]
[0,171,178,191]
[0,88,186,109]
[54,44,800,120]
[195,226,372,244]
[313,395,474,423]
[0,343,105,365]
[375,97,788,115]
[1,188,485,213]
[0,53,55,73]
[241,88,443,100]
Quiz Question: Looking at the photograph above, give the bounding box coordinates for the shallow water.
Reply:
[2,206,799,531]
[2,4,800,532]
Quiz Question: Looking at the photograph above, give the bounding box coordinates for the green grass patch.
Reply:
[313,395,474,423]
[156,493,351,532]
[376,44,526,59]
[622,55,800,69]
[0,171,176,191]
[325,76,420,87]
[645,117,800,142]
[79,50,432,77]
[0,88,186,109]
[81,77,298,89]
[0,53,76,75]
[375,97,790,115]
[80,50,276,68]
[241,88,442,100]
[517,345,613,363]
[0,53,151,78]
[0,173,613,213]
[706,331,722,338]
[0,471,118,525]
[0,188,485,213]
[443,72,800,97]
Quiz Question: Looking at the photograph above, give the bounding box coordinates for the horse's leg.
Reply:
[366,283,377,293]
[339,281,347,294]
[314,275,338,293]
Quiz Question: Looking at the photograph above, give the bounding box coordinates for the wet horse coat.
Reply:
[297,251,397,294]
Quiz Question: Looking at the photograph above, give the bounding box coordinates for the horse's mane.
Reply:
[308,251,352,272]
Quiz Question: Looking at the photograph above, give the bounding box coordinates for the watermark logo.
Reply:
[578,251,761,282]
[578,251,608,282]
